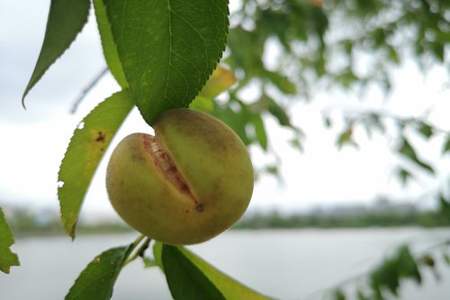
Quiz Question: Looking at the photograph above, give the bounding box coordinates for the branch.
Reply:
[124,235,151,266]
[70,67,109,114]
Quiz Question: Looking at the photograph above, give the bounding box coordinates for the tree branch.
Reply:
[70,67,109,114]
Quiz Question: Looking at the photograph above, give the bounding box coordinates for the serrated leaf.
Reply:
[399,138,434,174]
[58,90,134,238]
[152,242,270,299]
[93,0,127,88]
[162,245,226,300]
[65,245,132,300]
[104,0,230,124]
[178,246,271,299]
[199,66,237,98]
[22,0,91,104]
[0,208,20,274]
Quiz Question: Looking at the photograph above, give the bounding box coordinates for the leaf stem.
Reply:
[124,235,151,266]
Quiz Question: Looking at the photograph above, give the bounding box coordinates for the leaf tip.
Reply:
[64,221,77,240]
[20,94,28,110]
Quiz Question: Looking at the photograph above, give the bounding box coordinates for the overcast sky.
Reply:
[1,0,450,219]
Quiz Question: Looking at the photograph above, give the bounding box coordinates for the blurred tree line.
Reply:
[236,207,450,229]
[6,198,450,235]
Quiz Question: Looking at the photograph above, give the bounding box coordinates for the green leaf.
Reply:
[442,135,450,154]
[251,114,268,150]
[387,45,400,65]
[431,42,445,62]
[104,0,230,124]
[152,242,270,299]
[421,254,435,269]
[337,127,358,149]
[22,0,91,105]
[333,289,346,300]
[65,245,132,300]
[439,194,450,217]
[399,138,434,174]
[263,71,297,95]
[444,253,450,265]
[264,165,280,177]
[162,245,226,300]
[178,246,271,300]
[396,246,422,284]
[417,122,434,139]
[0,208,20,274]
[142,257,158,268]
[58,90,134,238]
[93,0,128,88]
[289,136,304,152]
[397,168,412,186]
[212,106,251,145]
[152,241,163,269]
[264,96,291,127]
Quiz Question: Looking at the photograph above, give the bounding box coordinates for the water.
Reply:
[1,228,449,300]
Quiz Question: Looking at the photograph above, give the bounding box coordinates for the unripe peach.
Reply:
[106,108,254,245]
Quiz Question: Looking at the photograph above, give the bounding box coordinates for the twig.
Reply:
[124,236,151,267]
[70,67,109,114]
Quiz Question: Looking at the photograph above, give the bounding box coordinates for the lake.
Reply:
[1,228,449,299]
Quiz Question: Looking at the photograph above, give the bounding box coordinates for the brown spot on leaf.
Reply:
[96,131,106,142]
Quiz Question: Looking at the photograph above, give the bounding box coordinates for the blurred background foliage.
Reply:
[213,2,450,297]
[204,0,450,205]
